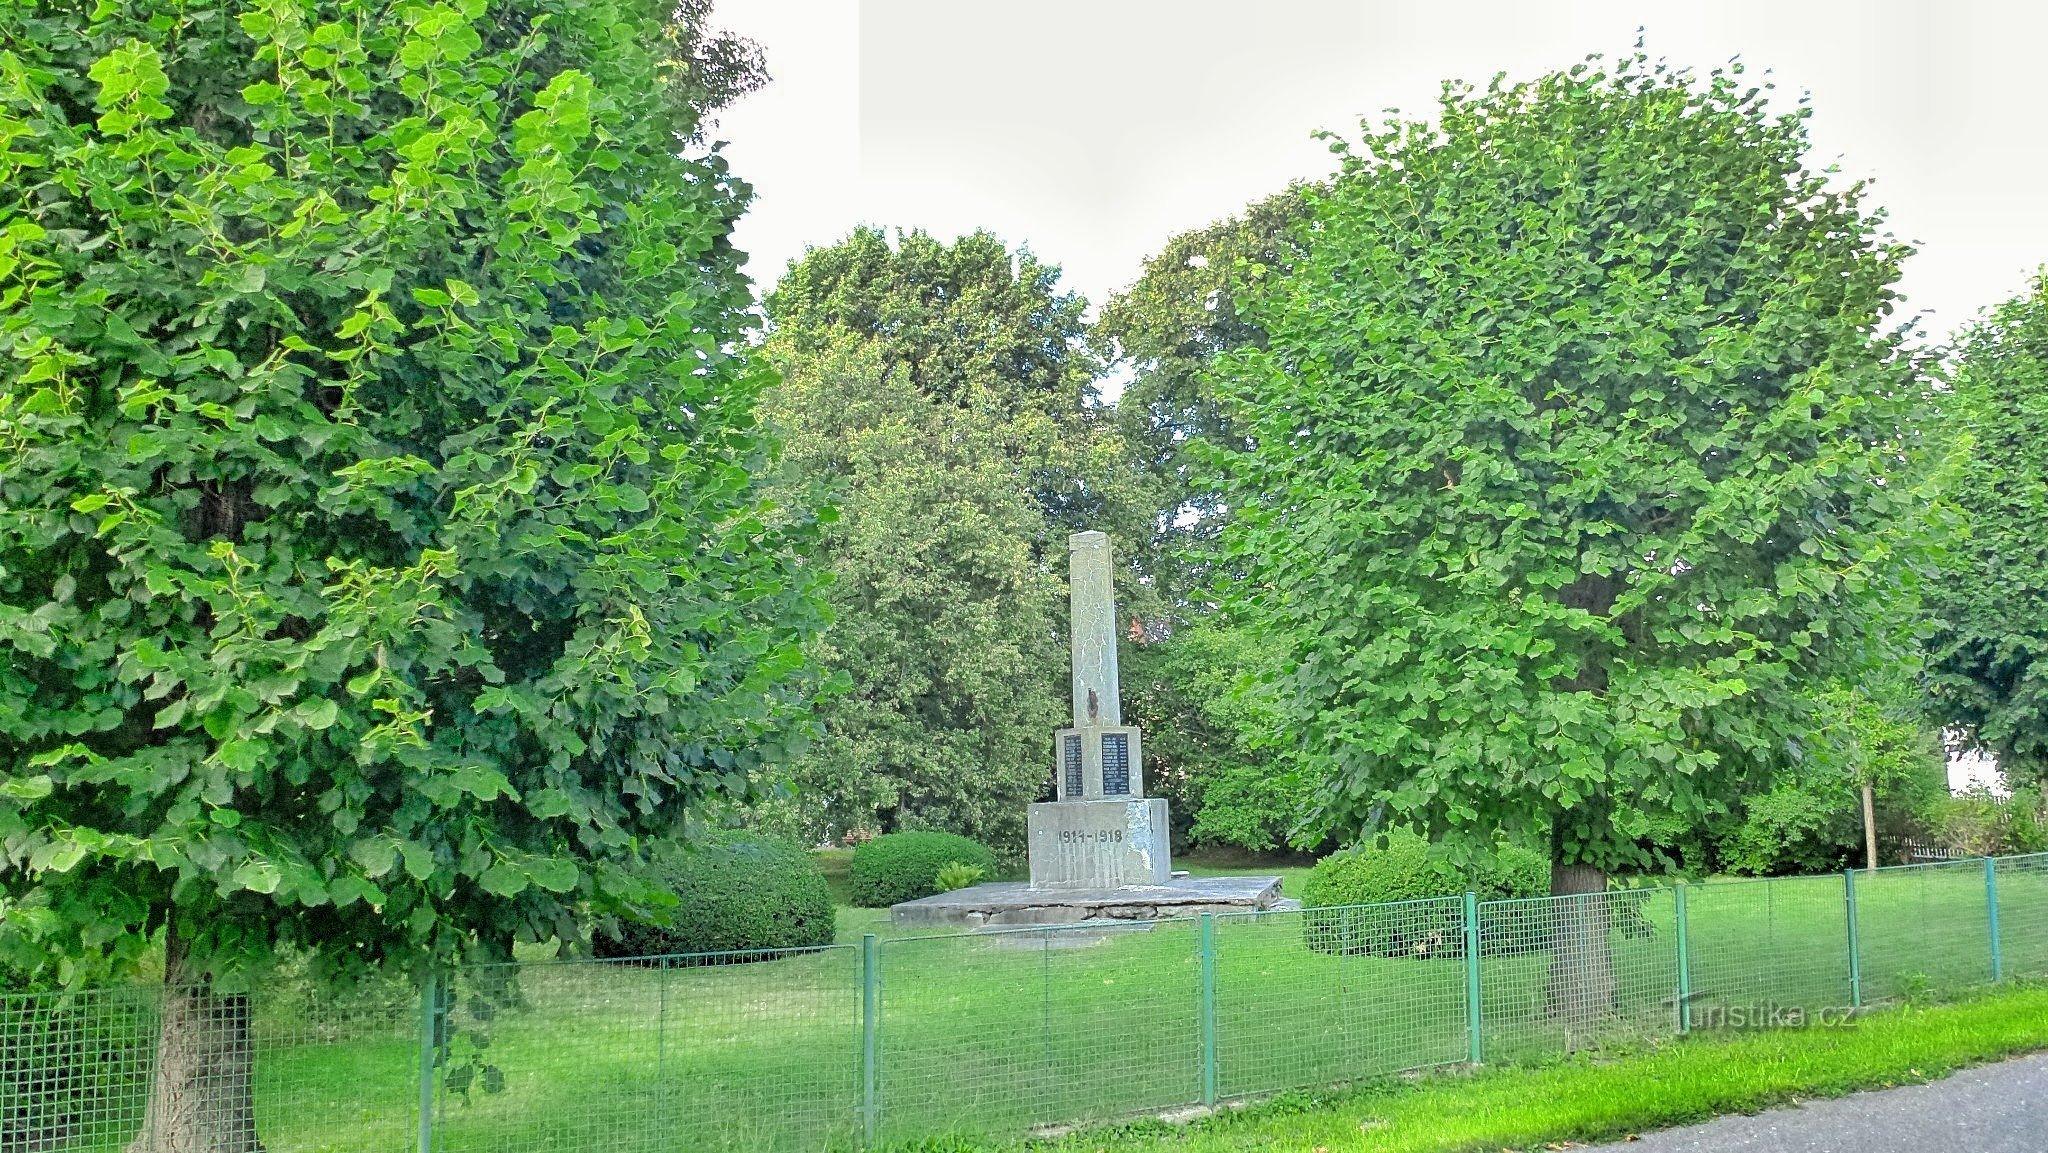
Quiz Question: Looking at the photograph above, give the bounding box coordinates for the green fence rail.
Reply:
[5,851,2047,1152]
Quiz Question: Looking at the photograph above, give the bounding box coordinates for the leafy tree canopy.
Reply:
[760,337,1068,844]
[760,229,1153,846]
[1096,187,1311,603]
[0,0,824,989]
[1928,272,2048,786]
[766,226,1097,419]
[1214,54,1938,880]
[1097,192,1313,847]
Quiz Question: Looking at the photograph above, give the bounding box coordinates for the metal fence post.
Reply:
[861,933,880,1146]
[417,969,438,1153]
[655,957,671,1139]
[1199,913,1218,1107]
[1674,882,1692,1034]
[1844,870,1863,1009]
[1463,891,1482,1065]
[1986,857,2004,983]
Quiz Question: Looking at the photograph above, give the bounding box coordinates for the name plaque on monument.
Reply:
[1027,531,1171,889]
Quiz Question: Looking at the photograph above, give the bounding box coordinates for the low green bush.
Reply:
[1299,831,1552,958]
[1187,762,1322,853]
[1717,783,1864,876]
[1302,830,1548,906]
[934,861,987,892]
[849,832,998,907]
[594,834,835,959]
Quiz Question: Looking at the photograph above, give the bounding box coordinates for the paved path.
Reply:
[1583,1052,2048,1152]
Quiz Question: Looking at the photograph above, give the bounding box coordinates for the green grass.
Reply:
[818,846,857,906]
[994,982,2048,1153]
[28,855,2048,1153]
[1176,849,1318,899]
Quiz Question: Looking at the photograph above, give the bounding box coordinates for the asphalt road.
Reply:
[1582,1052,2048,1153]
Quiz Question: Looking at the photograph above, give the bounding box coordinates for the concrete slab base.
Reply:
[889,874,1285,929]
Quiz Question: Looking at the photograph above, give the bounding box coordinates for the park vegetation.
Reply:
[0,0,822,1141]
[847,830,1000,907]
[591,833,835,958]
[8,4,2048,1144]
[1928,273,2048,789]
[757,228,1156,848]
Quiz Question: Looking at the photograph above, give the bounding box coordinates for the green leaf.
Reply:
[153,697,189,730]
[478,862,529,898]
[295,698,340,730]
[351,839,398,879]
[526,858,578,893]
[0,775,54,801]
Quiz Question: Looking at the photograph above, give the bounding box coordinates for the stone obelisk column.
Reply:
[1027,531,1171,889]
[1068,531,1121,728]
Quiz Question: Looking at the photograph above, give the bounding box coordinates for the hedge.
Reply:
[849,832,998,907]
[1300,830,1553,958]
[594,834,835,959]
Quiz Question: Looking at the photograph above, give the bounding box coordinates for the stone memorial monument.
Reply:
[890,531,1283,928]
[1029,530,1171,888]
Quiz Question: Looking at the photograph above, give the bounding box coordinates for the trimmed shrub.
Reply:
[594,835,835,959]
[1300,831,1551,958]
[1302,831,1548,906]
[849,832,998,907]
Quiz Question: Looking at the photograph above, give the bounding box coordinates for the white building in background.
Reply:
[1947,743,2005,795]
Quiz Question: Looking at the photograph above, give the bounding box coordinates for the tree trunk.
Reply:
[1862,782,1879,871]
[1545,858,1615,1041]
[126,930,265,1153]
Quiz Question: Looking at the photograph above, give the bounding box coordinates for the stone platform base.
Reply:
[890,875,1284,929]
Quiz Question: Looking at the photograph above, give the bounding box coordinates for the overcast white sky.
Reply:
[713,0,2048,344]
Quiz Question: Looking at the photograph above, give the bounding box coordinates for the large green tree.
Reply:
[1097,187,1310,601]
[1098,191,1312,844]
[761,229,1147,846]
[762,338,1067,844]
[769,227,1091,419]
[1928,272,2048,786]
[1215,55,1935,1014]
[0,0,819,1143]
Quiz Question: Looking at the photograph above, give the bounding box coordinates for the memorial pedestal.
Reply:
[1027,798,1170,889]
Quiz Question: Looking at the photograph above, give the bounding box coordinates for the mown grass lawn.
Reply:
[46,856,2048,1153]
[1004,982,2048,1153]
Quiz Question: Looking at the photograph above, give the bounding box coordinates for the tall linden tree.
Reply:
[1216,55,1935,1010]
[1929,272,2048,787]
[0,0,822,1143]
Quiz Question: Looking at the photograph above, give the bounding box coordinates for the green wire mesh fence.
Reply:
[1213,897,1469,1100]
[5,851,2045,1153]
[0,975,421,1153]
[1476,887,1680,1061]
[424,947,863,1153]
[1683,873,1855,1025]
[873,921,1201,1141]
